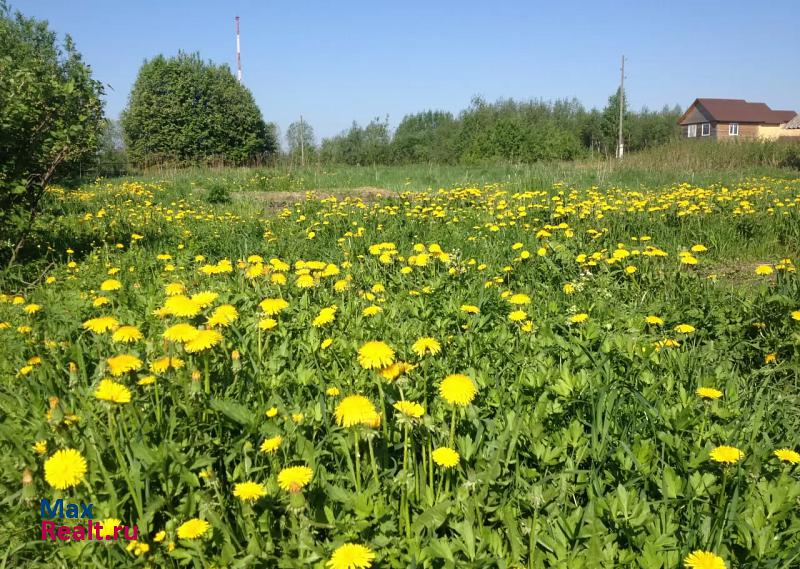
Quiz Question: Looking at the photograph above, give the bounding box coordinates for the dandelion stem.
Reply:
[367,436,379,484]
[353,429,361,493]
[449,406,457,448]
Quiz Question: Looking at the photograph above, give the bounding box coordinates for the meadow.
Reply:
[1,169,800,568]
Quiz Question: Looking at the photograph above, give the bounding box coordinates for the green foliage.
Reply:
[316,95,680,165]
[96,120,129,177]
[0,1,105,265]
[286,120,316,164]
[392,111,458,163]
[319,118,392,165]
[121,52,277,167]
[205,181,231,204]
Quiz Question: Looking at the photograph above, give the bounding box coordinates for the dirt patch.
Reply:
[234,187,396,209]
[699,259,778,286]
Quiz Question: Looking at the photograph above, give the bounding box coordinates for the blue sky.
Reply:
[13,0,800,142]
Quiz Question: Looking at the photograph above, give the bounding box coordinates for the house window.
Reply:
[701,123,711,136]
[687,124,697,137]
[729,123,739,136]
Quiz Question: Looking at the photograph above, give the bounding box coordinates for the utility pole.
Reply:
[617,55,625,159]
[299,115,306,167]
[235,16,242,82]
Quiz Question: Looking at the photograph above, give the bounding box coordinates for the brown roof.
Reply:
[679,98,797,125]
[786,115,800,129]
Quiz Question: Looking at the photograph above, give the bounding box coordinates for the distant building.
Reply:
[677,98,799,140]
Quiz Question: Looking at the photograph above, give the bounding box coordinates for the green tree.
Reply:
[96,119,128,177]
[286,120,316,163]
[393,110,456,163]
[121,52,276,166]
[0,1,105,265]
[600,88,631,156]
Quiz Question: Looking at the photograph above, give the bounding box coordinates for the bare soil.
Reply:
[233,187,396,209]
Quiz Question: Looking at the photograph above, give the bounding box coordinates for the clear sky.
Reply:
[12,0,800,142]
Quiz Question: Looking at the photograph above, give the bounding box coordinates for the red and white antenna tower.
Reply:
[235,16,242,82]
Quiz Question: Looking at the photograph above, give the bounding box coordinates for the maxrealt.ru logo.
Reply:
[40,498,138,541]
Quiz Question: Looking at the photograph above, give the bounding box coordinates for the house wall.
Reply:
[681,105,711,125]
[759,125,800,139]
[682,121,721,139]
[716,122,760,140]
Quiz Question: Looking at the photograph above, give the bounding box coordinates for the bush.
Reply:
[0,1,105,266]
[205,182,231,204]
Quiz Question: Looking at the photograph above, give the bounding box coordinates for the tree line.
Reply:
[294,94,682,166]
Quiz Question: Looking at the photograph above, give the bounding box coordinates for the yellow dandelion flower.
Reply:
[326,387,340,396]
[98,518,122,539]
[709,445,744,465]
[362,305,382,317]
[508,293,531,305]
[295,274,315,288]
[509,310,527,322]
[259,318,277,330]
[277,465,313,493]
[313,306,338,327]
[24,303,41,314]
[379,361,414,381]
[439,374,477,406]
[683,550,726,569]
[112,326,142,343]
[393,400,424,419]
[460,304,480,314]
[163,323,199,342]
[176,518,210,540]
[33,440,48,455]
[191,291,219,308]
[233,481,267,502]
[107,354,142,376]
[321,338,333,349]
[94,379,132,404]
[335,395,378,427]
[327,543,375,569]
[791,310,800,321]
[260,435,283,454]
[755,264,773,275]
[696,387,722,400]
[774,448,800,464]
[149,356,184,374]
[411,337,441,356]
[83,316,119,334]
[691,244,707,253]
[645,315,664,325]
[675,324,696,334]
[260,298,289,315]
[358,341,395,369]
[207,304,238,328]
[92,297,111,307]
[184,329,223,353]
[266,407,278,418]
[162,295,202,317]
[432,447,460,468]
[165,282,185,296]
[100,279,122,291]
[44,448,87,490]
[137,375,156,386]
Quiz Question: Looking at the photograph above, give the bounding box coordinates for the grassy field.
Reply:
[1,170,800,567]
